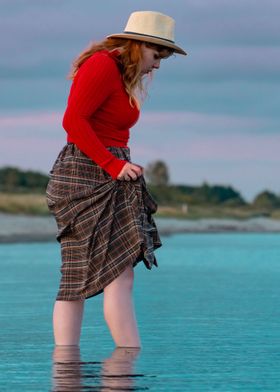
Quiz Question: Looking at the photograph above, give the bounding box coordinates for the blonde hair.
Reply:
[68,38,173,107]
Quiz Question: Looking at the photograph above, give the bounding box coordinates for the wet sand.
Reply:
[0,213,279,243]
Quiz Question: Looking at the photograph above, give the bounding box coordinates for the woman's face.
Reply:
[140,44,171,75]
[140,45,161,75]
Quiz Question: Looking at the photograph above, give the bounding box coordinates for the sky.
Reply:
[1,0,279,201]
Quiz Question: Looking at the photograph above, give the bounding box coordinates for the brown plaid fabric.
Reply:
[46,143,162,301]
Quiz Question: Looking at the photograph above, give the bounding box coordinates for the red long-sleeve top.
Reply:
[62,49,140,179]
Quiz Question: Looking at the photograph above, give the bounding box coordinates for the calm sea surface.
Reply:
[0,233,279,391]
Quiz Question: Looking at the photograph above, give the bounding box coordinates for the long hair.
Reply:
[68,37,173,107]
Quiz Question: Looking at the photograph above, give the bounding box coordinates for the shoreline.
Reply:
[0,213,280,243]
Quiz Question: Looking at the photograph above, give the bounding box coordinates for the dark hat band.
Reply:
[123,31,175,44]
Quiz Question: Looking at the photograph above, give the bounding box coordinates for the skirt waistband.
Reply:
[66,142,131,162]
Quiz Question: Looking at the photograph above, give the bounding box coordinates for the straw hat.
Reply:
[107,11,187,55]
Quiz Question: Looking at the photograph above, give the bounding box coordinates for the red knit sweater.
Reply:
[62,50,140,179]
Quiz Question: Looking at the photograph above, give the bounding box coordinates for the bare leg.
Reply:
[53,299,85,345]
[103,265,141,348]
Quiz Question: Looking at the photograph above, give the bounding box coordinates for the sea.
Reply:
[0,233,279,391]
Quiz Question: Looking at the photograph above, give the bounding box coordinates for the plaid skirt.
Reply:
[46,143,162,301]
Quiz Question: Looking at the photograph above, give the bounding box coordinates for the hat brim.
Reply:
[106,33,187,55]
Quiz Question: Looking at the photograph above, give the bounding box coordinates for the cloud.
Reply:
[183,46,280,82]
[2,0,280,78]
[135,111,278,134]
[1,0,279,123]
[130,111,280,165]
[0,111,61,129]
[1,110,276,139]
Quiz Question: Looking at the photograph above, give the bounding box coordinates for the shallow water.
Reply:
[0,233,280,391]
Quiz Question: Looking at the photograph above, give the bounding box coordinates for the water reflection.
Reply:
[52,345,144,391]
[101,347,143,390]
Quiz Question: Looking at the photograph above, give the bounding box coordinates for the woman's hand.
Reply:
[117,162,143,181]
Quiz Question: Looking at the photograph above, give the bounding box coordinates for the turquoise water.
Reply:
[0,233,280,391]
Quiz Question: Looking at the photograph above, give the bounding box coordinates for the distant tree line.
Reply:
[145,160,280,208]
[0,164,280,209]
[0,166,49,193]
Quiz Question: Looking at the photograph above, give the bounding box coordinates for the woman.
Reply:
[46,10,186,348]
